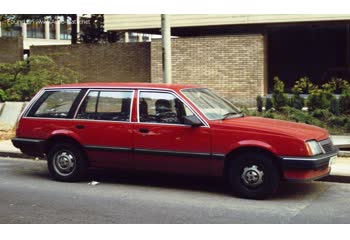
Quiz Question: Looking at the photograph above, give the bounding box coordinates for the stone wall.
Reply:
[31,43,151,83]
[0,37,23,63]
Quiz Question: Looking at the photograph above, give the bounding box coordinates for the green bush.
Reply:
[290,94,304,110]
[339,88,350,115]
[322,78,349,94]
[263,110,275,119]
[346,121,350,133]
[0,89,6,102]
[307,89,332,112]
[272,76,288,111]
[328,116,347,127]
[0,56,79,101]
[292,76,317,94]
[265,98,273,111]
[256,95,263,112]
[311,109,332,121]
[330,97,340,116]
[281,106,324,127]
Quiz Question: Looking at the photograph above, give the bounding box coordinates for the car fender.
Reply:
[227,140,278,156]
[48,129,84,144]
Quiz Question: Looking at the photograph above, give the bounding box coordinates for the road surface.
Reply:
[0,157,350,223]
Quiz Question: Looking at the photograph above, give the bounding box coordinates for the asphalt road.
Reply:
[1,157,350,223]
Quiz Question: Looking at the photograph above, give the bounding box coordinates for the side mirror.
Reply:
[183,116,203,127]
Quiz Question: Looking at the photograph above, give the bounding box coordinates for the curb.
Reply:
[339,151,350,157]
[319,175,350,184]
[0,151,35,160]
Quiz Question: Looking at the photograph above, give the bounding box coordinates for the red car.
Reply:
[12,83,338,199]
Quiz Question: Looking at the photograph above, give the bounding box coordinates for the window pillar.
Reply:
[45,18,50,39]
[124,32,129,42]
[137,33,143,42]
[55,18,60,40]
[21,22,27,39]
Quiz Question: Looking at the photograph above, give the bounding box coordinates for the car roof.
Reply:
[44,82,202,92]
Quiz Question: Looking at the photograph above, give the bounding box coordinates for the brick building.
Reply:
[104,14,350,106]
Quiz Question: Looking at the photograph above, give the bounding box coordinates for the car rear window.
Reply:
[27,90,80,119]
[75,90,133,122]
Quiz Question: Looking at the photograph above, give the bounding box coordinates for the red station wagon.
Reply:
[12,83,338,199]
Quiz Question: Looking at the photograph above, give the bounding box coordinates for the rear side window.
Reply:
[27,90,80,118]
[76,90,133,122]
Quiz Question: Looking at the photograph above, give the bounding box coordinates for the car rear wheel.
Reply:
[227,152,280,199]
[47,143,87,182]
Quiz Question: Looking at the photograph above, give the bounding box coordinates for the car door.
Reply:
[73,89,134,168]
[133,90,212,175]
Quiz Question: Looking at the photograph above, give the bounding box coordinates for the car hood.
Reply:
[214,116,329,141]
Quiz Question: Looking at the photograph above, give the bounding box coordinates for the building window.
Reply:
[1,22,22,37]
[60,23,71,40]
[50,22,56,39]
[27,22,45,38]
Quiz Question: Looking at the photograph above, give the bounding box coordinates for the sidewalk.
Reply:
[0,138,350,182]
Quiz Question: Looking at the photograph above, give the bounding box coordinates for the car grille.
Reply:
[320,138,335,153]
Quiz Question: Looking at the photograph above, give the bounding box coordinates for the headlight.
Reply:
[306,140,323,156]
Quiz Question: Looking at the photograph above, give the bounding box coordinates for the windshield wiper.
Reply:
[222,111,244,120]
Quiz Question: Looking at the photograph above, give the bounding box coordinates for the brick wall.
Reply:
[0,37,23,63]
[31,43,151,83]
[151,35,265,106]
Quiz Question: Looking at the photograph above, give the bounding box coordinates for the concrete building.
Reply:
[0,16,83,51]
[103,14,350,105]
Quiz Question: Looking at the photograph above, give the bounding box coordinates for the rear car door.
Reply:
[133,90,212,175]
[73,89,134,168]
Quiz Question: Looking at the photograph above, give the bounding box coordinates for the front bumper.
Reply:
[280,149,338,182]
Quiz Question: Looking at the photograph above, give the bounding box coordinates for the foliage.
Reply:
[306,88,332,112]
[290,94,304,110]
[339,88,350,115]
[280,107,324,127]
[265,98,273,111]
[330,97,340,116]
[322,78,350,94]
[292,77,317,94]
[79,14,121,43]
[328,115,347,127]
[272,76,288,111]
[0,56,78,101]
[256,95,263,112]
[0,89,6,102]
[311,109,332,121]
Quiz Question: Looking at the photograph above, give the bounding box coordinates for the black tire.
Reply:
[47,143,87,182]
[227,152,280,200]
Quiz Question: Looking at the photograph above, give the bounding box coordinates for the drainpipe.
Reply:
[161,14,172,84]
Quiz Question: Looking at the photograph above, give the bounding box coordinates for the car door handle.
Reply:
[139,128,149,133]
[75,125,85,129]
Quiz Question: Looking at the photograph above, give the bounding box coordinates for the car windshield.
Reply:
[181,88,242,120]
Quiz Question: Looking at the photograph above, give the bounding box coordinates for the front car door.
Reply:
[133,90,212,175]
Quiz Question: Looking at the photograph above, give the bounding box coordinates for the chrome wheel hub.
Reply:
[54,151,76,176]
[241,165,264,188]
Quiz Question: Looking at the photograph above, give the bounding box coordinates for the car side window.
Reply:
[76,90,133,122]
[27,90,80,118]
[139,91,194,124]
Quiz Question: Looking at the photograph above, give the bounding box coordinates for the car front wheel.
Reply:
[227,152,280,199]
[47,143,87,182]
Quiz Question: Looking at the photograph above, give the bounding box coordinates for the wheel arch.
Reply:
[44,134,87,162]
[223,146,283,178]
